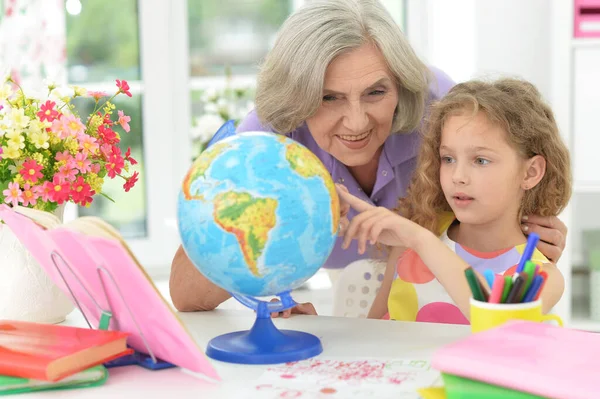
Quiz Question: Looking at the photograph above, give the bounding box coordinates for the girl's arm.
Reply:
[367,246,404,319]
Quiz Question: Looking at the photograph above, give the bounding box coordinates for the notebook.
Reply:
[0,205,220,381]
[431,320,600,399]
[0,320,130,381]
[0,365,107,395]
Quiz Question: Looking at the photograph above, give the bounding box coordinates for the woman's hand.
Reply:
[269,299,317,318]
[521,215,567,263]
[336,185,424,253]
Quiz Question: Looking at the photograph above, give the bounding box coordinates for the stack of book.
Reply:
[0,320,131,395]
[419,321,600,399]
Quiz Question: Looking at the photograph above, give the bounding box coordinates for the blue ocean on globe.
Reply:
[177,131,340,297]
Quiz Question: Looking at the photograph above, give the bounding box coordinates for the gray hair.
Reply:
[255,0,431,134]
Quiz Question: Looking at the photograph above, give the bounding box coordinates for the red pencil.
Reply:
[488,275,505,303]
[534,271,548,301]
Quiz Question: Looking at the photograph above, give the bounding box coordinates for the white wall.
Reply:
[410,0,552,98]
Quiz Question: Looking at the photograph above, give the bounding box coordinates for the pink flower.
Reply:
[19,159,44,183]
[37,100,59,123]
[70,176,95,205]
[88,91,109,101]
[3,182,22,207]
[90,163,101,174]
[51,115,69,139]
[35,182,54,202]
[73,152,92,173]
[56,164,78,183]
[79,135,99,156]
[123,171,139,192]
[48,176,70,204]
[116,79,132,97]
[61,114,85,138]
[0,146,4,161]
[117,110,131,132]
[20,184,39,206]
[55,150,72,162]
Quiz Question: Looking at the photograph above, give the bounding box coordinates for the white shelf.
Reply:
[569,318,600,332]
[574,183,600,193]
[572,38,600,48]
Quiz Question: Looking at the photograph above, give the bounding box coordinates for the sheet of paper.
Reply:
[243,358,441,398]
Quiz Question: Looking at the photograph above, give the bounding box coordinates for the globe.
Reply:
[177,131,340,298]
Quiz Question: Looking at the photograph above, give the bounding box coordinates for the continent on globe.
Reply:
[182,141,230,200]
[284,142,340,234]
[213,191,277,277]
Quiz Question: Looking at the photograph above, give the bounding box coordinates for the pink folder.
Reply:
[431,320,600,399]
[0,205,219,381]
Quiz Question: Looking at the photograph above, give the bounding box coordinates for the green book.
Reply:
[442,373,547,399]
[0,365,107,396]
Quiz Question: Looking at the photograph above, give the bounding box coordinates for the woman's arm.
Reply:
[538,262,565,313]
[367,246,404,319]
[169,245,231,312]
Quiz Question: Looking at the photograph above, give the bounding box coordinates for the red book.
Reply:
[0,320,132,381]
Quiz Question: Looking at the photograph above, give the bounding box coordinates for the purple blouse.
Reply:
[237,67,455,269]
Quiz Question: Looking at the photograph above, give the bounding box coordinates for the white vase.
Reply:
[0,205,75,324]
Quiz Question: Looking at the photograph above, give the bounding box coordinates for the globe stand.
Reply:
[205,291,323,364]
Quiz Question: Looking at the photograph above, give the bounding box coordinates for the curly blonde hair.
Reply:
[399,78,572,233]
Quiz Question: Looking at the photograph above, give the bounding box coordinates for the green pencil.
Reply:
[465,267,485,302]
[501,275,512,303]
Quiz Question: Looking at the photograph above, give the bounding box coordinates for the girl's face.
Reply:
[439,111,529,227]
[306,43,399,167]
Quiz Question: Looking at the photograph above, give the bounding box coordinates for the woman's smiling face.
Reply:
[306,43,399,167]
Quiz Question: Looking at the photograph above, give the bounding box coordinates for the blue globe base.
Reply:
[206,316,323,365]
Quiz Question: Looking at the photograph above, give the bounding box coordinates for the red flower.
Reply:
[97,125,118,145]
[19,159,44,183]
[116,79,132,97]
[105,154,124,178]
[124,147,138,166]
[48,176,71,204]
[123,171,139,192]
[37,100,59,123]
[70,176,94,205]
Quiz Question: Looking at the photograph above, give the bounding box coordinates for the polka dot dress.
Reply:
[385,216,548,325]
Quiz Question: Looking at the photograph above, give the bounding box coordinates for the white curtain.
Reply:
[0,0,66,88]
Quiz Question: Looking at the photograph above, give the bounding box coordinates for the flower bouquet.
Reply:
[0,77,139,212]
[0,76,139,324]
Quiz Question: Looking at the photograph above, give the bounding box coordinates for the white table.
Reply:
[32,310,470,398]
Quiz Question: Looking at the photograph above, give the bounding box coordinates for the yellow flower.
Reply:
[85,173,104,193]
[14,175,25,186]
[32,152,46,166]
[2,145,21,159]
[9,108,30,129]
[73,86,87,97]
[7,132,25,150]
[29,130,50,149]
[63,137,79,152]
[0,84,12,101]
[88,114,103,134]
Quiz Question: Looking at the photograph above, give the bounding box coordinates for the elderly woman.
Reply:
[169,0,567,314]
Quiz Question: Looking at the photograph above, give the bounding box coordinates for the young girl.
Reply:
[337,78,571,322]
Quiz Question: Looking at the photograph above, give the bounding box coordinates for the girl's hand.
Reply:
[521,215,567,263]
[336,186,423,253]
[336,183,351,235]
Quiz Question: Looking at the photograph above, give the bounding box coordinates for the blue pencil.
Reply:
[484,269,495,289]
[523,274,544,302]
[516,232,540,273]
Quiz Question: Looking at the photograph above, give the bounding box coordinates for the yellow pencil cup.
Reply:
[470,298,563,333]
